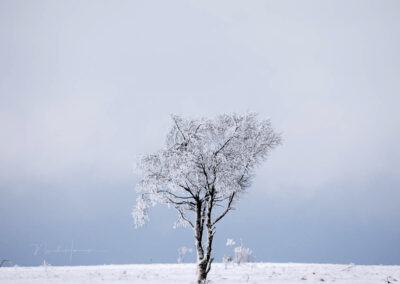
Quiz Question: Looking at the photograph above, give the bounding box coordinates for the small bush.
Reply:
[234,246,253,264]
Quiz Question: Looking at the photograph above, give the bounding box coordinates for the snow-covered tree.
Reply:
[133,113,281,284]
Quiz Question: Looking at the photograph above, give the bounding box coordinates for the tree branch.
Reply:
[213,126,239,157]
[172,115,187,142]
[178,184,197,200]
[212,192,235,226]
[176,207,194,228]
[206,257,214,274]
[157,189,195,202]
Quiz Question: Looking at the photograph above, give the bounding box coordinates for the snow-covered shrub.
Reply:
[234,246,253,265]
[224,238,254,265]
[222,254,233,269]
[223,238,235,268]
[177,246,193,263]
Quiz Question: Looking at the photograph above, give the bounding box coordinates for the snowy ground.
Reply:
[0,262,399,283]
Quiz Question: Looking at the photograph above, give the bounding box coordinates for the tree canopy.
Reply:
[133,112,281,229]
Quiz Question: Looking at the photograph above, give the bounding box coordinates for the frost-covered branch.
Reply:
[212,192,235,226]
[175,207,195,229]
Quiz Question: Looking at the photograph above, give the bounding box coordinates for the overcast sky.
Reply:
[0,0,399,266]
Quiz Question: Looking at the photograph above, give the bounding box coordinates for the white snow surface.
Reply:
[1,262,399,283]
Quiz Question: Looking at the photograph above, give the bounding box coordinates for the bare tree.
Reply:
[133,113,281,283]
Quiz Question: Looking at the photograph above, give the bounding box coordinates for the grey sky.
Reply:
[0,0,399,266]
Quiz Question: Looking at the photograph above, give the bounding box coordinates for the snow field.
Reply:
[0,262,399,284]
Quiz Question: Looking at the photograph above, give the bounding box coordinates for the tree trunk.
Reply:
[197,260,208,284]
[195,201,206,284]
[195,192,215,284]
